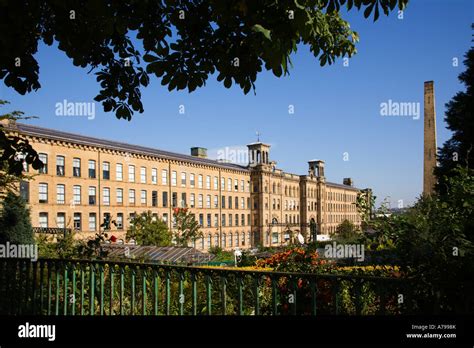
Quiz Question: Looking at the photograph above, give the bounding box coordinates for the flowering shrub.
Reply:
[254,247,403,315]
[256,247,331,273]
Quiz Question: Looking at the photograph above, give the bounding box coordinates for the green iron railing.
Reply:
[0,258,413,315]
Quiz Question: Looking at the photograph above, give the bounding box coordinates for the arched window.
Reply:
[214,234,219,246]
[222,233,227,248]
[247,231,251,245]
[235,232,239,246]
[241,232,245,246]
[200,236,204,249]
[207,234,212,248]
[229,232,233,247]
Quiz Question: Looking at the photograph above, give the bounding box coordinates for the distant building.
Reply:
[3,122,368,251]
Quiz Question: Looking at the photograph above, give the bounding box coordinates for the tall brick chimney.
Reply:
[423,81,437,195]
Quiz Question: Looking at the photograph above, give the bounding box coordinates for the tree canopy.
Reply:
[126,210,172,246]
[1,0,407,120]
[436,33,474,194]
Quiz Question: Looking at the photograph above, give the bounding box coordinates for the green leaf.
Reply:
[252,24,271,41]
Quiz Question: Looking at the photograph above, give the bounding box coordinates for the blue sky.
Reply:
[1,0,472,207]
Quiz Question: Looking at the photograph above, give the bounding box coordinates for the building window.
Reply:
[206,175,211,189]
[190,174,195,187]
[56,184,65,204]
[212,195,218,208]
[207,214,211,227]
[181,172,186,187]
[73,185,81,205]
[272,232,279,244]
[141,190,147,205]
[229,214,232,227]
[227,178,232,191]
[56,213,66,228]
[162,169,168,185]
[222,234,227,248]
[103,187,110,205]
[181,193,187,207]
[39,213,48,228]
[207,235,212,248]
[190,193,195,208]
[39,183,48,203]
[88,160,96,178]
[235,197,238,209]
[213,177,218,190]
[39,153,48,174]
[241,180,245,192]
[171,171,177,186]
[20,181,29,203]
[206,195,211,208]
[198,175,203,189]
[89,213,96,231]
[73,158,81,177]
[172,192,177,207]
[163,213,168,223]
[116,213,123,230]
[214,234,219,246]
[152,168,157,184]
[116,188,123,204]
[103,162,110,180]
[56,156,65,176]
[228,196,232,209]
[221,177,225,190]
[140,167,146,183]
[234,179,238,191]
[88,186,96,205]
[214,214,218,227]
[199,214,203,226]
[129,189,135,205]
[128,165,135,182]
[162,191,168,207]
[235,214,239,226]
[241,197,245,209]
[222,214,226,226]
[198,194,203,208]
[221,196,226,209]
[152,191,158,207]
[73,213,81,231]
[116,163,123,181]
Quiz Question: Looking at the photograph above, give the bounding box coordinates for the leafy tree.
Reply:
[371,166,474,313]
[436,33,474,194]
[0,191,34,244]
[355,189,376,230]
[333,219,358,241]
[0,1,406,175]
[0,100,43,179]
[0,0,407,120]
[173,208,202,247]
[126,211,172,246]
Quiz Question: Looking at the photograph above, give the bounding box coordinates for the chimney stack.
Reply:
[423,81,437,195]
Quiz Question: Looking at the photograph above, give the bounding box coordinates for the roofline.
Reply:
[8,123,249,172]
[326,181,361,191]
